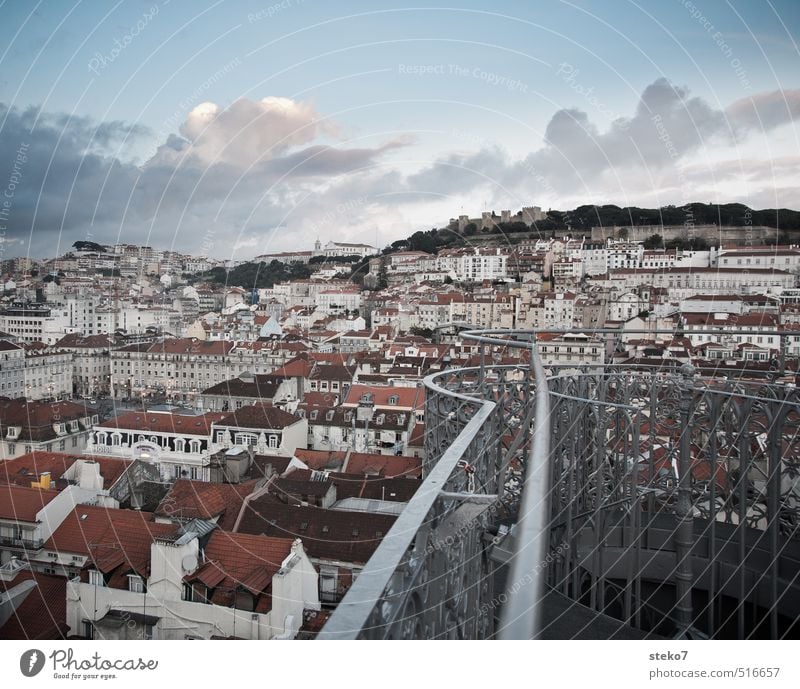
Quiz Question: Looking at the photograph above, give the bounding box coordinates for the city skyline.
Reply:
[0,0,798,259]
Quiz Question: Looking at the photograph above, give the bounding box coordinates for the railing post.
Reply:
[674,363,696,636]
[779,332,787,376]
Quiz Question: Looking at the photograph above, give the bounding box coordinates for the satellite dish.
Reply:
[181,554,198,573]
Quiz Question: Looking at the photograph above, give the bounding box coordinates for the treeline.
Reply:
[199,260,313,289]
[549,203,800,231]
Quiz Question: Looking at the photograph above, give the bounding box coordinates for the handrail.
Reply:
[318,327,799,640]
[498,351,551,639]
[317,368,497,639]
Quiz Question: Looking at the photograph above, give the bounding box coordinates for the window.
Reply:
[236,433,257,447]
[182,583,194,602]
[319,568,337,601]
[128,575,145,593]
[82,620,94,639]
[388,395,398,405]
[88,570,105,587]
[268,435,278,448]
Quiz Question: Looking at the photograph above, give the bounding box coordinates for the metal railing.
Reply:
[319,328,800,640]
[0,535,44,550]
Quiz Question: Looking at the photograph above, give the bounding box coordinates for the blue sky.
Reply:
[0,0,798,257]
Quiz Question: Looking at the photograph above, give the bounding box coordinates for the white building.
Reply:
[90,410,224,482]
[323,241,377,258]
[59,506,320,640]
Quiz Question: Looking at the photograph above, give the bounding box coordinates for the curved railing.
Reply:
[319,328,800,640]
[545,364,800,639]
[317,368,506,638]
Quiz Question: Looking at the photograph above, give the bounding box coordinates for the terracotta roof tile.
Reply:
[0,485,59,522]
[344,452,422,479]
[100,410,226,435]
[0,570,68,640]
[236,497,394,564]
[44,506,176,579]
[194,531,294,605]
[154,479,255,530]
[0,452,131,491]
[214,403,300,430]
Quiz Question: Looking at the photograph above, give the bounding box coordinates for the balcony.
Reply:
[0,535,44,550]
[319,328,800,640]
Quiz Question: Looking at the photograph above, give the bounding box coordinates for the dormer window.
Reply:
[128,574,145,593]
[5,426,20,440]
[388,395,399,405]
[361,393,372,403]
[326,410,334,422]
[88,569,105,587]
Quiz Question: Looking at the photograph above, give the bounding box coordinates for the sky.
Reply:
[0,0,798,259]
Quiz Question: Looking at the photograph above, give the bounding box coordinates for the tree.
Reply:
[643,234,663,249]
[443,275,453,284]
[463,222,478,236]
[72,240,106,253]
[408,230,437,254]
[377,258,388,290]
[617,227,629,240]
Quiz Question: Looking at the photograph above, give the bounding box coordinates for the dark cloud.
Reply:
[404,78,800,205]
[726,89,800,131]
[0,81,798,258]
[0,98,409,257]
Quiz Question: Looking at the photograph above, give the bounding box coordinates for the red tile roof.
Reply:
[286,469,419,501]
[192,531,294,605]
[344,452,422,479]
[408,423,425,449]
[0,485,59,522]
[154,479,255,530]
[292,449,348,471]
[236,496,395,564]
[269,355,315,379]
[214,403,300,431]
[342,384,424,410]
[55,333,114,349]
[0,570,68,640]
[0,400,93,442]
[99,410,226,435]
[44,506,176,579]
[0,452,131,491]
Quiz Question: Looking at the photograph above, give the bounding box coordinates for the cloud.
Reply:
[726,89,800,131]
[404,79,800,207]
[0,81,798,258]
[0,97,408,256]
[152,96,338,169]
